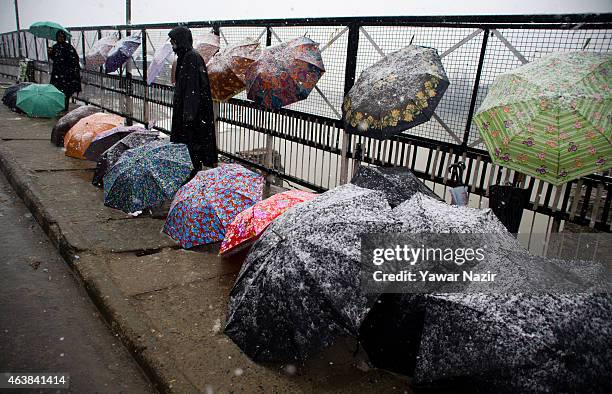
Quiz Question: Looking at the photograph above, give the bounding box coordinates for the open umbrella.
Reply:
[245,36,325,109]
[207,38,260,101]
[350,165,439,207]
[147,39,173,85]
[64,113,124,159]
[219,189,316,255]
[171,33,220,84]
[105,33,141,74]
[103,142,193,213]
[163,164,265,249]
[92,131,159,187]
[225,184,401,362]
[343,45,449,140]
[85,34,118,70]
[29,21,71,41]
[474,51,611,185]
[83,125,148,161]
[16,83,65,118]
[2,82,31,113]
[51,105,102,146]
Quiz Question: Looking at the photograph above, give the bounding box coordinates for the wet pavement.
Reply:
[0,172,153,393]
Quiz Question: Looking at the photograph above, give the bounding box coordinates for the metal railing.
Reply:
[1,13,611,235]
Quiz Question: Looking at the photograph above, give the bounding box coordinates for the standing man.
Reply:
[168,26,218,172]
[47,30,81,111]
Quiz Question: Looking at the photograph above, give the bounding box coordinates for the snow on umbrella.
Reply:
[147,39,173,85]
[350,164,439,208]
[103,142,193,213]
[245,36,325,109]
[474,51,611,185]
[105,33,141,74]
[51,105,102,146]
[85,34,118,70]
[64,113,125,159]
[207,38,260,101]
[224,184,401,362]
[92,131,159,187]
[83,125,149,161]
[343,45,449,140]
[16,84,65,118]
[29,21,71,41]
[2,82,32,113]
[163,164,265,249]
[219,189,316,255]
[171,32,220,84]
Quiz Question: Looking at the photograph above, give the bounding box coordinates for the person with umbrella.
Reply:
[168,26,218,173]
[47,30,81,111]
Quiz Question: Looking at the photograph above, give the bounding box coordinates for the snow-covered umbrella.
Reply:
[225,184,401,362]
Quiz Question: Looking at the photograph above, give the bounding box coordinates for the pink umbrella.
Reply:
[219,190,317,255]
[171,32,220,84]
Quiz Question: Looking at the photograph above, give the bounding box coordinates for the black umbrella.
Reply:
[350,165,439,207]
[91,131,160,187]
[2,82,32,113]
[83,125,149,161]
[224,184,401,362]
[50,105,102,146]
[342,45,449,140]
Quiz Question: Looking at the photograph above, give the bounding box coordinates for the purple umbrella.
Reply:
[105,34,141,74]
[147,39,173,85]
[83,125,149,161]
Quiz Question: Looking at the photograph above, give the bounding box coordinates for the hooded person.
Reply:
[168,26,218,171]
[47,30,81,111]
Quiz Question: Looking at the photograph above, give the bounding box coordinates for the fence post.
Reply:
[461,28,489,151]
[142,28,148,125]
[262,25,276,183]
[125,30,133,125]
[339,22,359,184]
[21,31,28,58]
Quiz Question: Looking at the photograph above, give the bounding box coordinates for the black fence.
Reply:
[0,13,611,236]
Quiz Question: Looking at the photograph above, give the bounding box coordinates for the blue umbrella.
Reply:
[105,34,141,74]
[103,141,193,213]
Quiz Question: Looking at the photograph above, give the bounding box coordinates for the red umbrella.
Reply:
[219,190,317,255]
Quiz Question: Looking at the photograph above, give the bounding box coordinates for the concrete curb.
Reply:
[0,144,198,393]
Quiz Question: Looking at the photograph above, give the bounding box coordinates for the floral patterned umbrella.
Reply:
[163,164,265,249]
[105,33,141,74]
[171,32,220,84]
[474,51,611,186]
[219,189,316,255]
[85,34,118,70]
[343,45,449,140]
[103,142,192,213]
[83,125,148,161]
[207,38,261,101]
[245,36,325,109]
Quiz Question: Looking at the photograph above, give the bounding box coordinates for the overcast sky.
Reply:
[1,0,611,32]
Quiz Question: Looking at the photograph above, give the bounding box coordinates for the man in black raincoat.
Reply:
[168,26,218,171]
[47,31,81,111]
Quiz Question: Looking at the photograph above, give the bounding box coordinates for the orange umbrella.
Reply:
[207,38,261,101]
[64,113,124,159]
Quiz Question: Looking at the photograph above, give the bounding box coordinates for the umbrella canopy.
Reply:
[225,184,401,362]
[83,125,148,161]
[343,45,449,140]
[147,39,173,85]
[350,165,439,207]
[51,105,102,146]
[16,83,65,118]
[92,131,159,187]
[2,82,31,113]
[29,21,71,41]
[170,33,220,84]
[85,34,118,70]
[207,38,260,101]
[64,113,125,159]
[219,189,316,255]
[103,142,193,213]
[474,51,611,185]
[245,36,325,109]
[163,164,265,249]
[105,34,141,74]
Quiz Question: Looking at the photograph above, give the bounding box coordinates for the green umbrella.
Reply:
[29,21,71,41]
[16,84,65,118]
[474,51,611,186]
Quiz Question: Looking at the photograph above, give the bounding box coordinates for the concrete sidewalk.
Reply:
[0,96,409,392]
